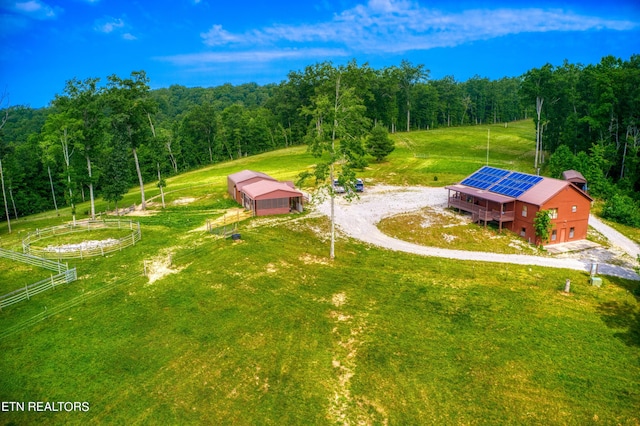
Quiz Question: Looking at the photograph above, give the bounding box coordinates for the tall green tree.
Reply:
[395,60,429,132]
[100,133,131,215]
[180,102,219,164]
[300,64,370,259]
[55,77,105,219]
[366,124,395,162]
[41,111,83,224]
[106,71,157,210]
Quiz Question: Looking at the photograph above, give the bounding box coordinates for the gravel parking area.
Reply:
[314,185,639,280]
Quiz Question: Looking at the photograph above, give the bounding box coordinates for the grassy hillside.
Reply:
[1,120,639,425]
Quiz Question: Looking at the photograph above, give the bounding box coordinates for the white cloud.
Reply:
[11,0,60,20]
[157,47,349,65]
[201,24,242,46]
[94,16,137,40]
[95,17,124,34]
[196,0,638,54]
[158,0,638,69]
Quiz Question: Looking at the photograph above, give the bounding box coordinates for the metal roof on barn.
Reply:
[228,170,275,185]
[241,180,302,199]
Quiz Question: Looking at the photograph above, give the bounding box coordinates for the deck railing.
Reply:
[449,198,514,223]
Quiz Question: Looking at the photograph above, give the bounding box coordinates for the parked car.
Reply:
[333,179,346,194]
[355,178,364,192]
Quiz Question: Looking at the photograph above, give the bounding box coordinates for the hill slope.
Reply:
[0,120,638,424]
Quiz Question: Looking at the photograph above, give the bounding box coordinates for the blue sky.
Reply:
[1,0,639,108]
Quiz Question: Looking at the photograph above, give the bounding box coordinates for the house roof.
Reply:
[445,184,516,204]
[451,166,593,206]
[242,180,303,199]
[516,178,571,205]
[228,170,275,185]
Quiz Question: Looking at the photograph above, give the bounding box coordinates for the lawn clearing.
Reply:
[0,257,54,295]
[1,120,638,424]
[0,217,638,424]
[378,206,545,254]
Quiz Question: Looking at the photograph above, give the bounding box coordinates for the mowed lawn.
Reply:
[0,257,54,295]
[0,120,639,424]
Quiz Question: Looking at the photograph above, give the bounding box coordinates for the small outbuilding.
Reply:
[240,180,304,216]
[561,170,588,192]
[227,170,276,204]
[445,166,593,245]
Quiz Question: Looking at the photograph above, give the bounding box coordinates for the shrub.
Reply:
[602,194,640,227]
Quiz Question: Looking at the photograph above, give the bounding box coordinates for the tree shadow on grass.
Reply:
[597,277,640,347]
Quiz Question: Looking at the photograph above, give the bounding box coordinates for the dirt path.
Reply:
[314,185,639,281]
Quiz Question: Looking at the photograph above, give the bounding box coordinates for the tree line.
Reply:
[0,56,638,228]
[524,56,640,226]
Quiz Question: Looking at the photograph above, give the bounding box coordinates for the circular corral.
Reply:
[22,219,142,260]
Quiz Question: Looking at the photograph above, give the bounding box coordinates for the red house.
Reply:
[227,170,276,204]
[445,166,593,245]
[240,180,304,216]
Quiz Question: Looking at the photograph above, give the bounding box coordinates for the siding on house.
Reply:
[241,180,304,216]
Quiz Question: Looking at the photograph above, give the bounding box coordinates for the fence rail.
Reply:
[0,248,77,309]
[22,219,142,260]
[0,269,77,309]
[0,247,68,273]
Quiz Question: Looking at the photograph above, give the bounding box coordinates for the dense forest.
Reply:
[0,56,639,228]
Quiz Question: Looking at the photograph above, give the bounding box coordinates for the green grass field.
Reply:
[0,258,54,294]
[0,120,638,425]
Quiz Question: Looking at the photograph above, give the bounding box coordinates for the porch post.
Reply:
[485,199,489,228]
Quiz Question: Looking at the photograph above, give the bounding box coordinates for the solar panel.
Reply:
[489,171,543,197]
[461,166,510,190]
[460,167,544,199]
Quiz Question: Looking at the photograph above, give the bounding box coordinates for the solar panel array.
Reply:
[461,166,509,189]
[460,166,543,198]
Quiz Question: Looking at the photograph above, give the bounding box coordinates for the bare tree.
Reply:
[0,91,10,233]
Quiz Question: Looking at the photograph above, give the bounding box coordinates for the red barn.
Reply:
[227,170,277,204]
[240,180,304,216]
[445,166,593,245]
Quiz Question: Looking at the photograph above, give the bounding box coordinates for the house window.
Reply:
[522,205,528,217]
[520,227,526,237]
[549,208,558,219]
[551,229,557,241]
[572,205,577,213]
[569,227,575,238]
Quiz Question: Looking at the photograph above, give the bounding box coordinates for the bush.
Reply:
[602,194,640,227]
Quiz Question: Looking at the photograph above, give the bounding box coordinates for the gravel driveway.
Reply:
[314,185,640,281]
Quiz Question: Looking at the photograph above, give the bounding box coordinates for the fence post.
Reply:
[25,285,29,300]
[51,274,55,289]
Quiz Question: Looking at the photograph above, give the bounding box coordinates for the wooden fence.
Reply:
[22,219,142,260]
[0,248,77,309]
